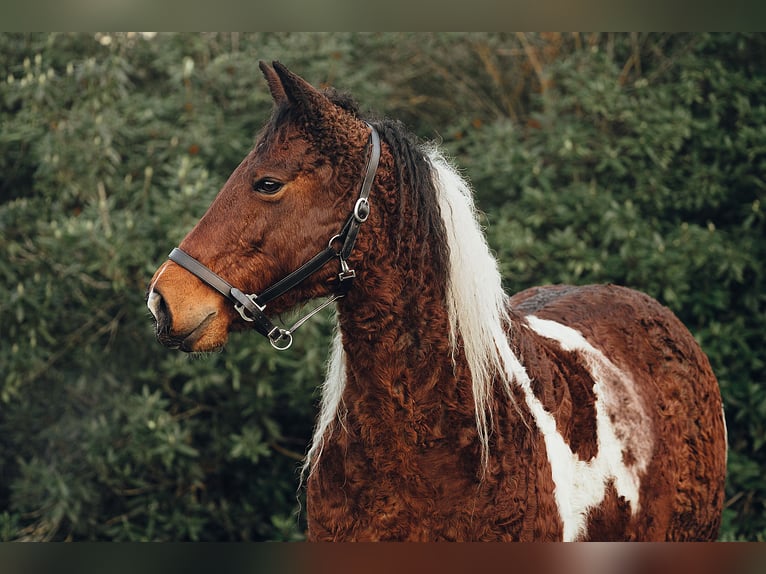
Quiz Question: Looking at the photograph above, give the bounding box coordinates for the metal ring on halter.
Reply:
[353,197,370,222]
[328,234,343,254]
[268,328,293,351]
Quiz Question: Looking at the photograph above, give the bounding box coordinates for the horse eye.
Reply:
[252,178,284,195]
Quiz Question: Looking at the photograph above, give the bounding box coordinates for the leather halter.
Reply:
[168,123,380,351]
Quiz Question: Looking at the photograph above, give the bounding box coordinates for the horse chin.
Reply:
[158,312,230,353]
[181,316,228,353]
[181,336,226,354]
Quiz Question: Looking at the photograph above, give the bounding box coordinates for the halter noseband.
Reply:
[168,123,381,351]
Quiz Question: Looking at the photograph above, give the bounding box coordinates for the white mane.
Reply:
[302,146,524,478]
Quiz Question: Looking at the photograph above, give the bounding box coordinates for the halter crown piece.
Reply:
[168,123,381,351]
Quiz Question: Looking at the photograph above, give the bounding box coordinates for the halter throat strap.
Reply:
[168,123,380,350]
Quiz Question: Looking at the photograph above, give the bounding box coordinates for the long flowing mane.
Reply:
[303,132,524,476]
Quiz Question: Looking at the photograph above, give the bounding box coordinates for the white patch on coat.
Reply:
[523,315,654,541]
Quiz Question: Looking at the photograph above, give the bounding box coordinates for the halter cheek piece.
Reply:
[168,123,380,351]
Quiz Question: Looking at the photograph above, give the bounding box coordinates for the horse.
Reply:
[147,61,727,541]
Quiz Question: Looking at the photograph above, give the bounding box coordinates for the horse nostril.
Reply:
[147,290,169,328]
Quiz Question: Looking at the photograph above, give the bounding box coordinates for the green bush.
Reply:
[1,32,763,540]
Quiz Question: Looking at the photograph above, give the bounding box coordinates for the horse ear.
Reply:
[259,60,287,104]
[270,61,334,118]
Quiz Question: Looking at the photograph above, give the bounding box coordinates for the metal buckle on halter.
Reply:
[329,234,356,282]
[233,292,264,323]
[338,258,356,282]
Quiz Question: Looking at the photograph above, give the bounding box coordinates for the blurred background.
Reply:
[0,32,764,541]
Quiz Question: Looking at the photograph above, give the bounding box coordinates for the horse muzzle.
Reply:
[147,262,232,352]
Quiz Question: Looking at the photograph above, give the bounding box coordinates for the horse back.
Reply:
[509,283,727,541]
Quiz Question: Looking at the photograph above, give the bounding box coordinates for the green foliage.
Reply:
[1,33,764,541]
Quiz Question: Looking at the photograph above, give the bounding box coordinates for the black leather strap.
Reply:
[258,246,338,304]
[169,247,234,300]
[341,124,380,260]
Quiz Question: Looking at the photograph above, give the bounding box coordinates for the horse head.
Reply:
[147,62,375,352]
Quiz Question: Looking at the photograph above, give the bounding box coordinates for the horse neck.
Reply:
[335,223,454,395]
[332,264,475,474]
[309,141,527,476]
[329,147,478,449]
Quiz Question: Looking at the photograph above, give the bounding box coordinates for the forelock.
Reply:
[321,88,360,117]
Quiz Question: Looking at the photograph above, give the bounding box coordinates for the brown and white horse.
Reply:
[147,62,727,541]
